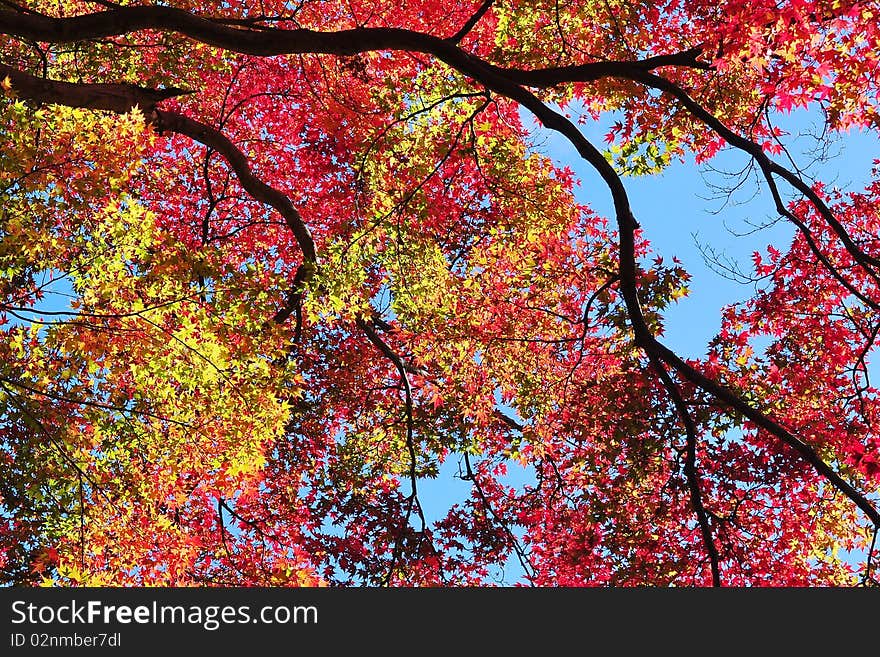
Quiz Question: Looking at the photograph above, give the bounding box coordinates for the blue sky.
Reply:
[550,108,880,359]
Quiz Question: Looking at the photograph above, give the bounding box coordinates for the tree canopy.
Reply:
[1,0,879,587]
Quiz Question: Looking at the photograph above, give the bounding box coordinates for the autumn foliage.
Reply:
[1,0,879,586]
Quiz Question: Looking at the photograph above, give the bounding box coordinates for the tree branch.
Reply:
[496,46,711,84]
[0,62,189,113]
[447,0,495,44]
[651,357,722,586]
[153,110,316,264]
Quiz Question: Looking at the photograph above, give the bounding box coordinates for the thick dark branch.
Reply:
[649,338,880,527]
[154,110,316,264]
[0,8,705,96]
[271,263,310,332]
[774,198,880,312]
[0,62,189,113]
[0,6,454,54]
[357,318,413,380]
[497,46,711,84]
[0,10,690,222]
[471,61,880,531]
[154,110,317,326]
[0,62,314,261]
[863,526,879,586]
[494,408,524,432]
[359,315,426,376]
[447,0,495,44]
